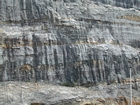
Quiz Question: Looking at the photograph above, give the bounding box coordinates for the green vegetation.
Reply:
[61,82,75,87]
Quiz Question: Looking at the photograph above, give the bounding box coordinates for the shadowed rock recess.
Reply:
[0,0,140,86]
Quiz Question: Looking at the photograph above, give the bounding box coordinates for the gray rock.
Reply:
[0,81,140,105]
[0,0,140,85]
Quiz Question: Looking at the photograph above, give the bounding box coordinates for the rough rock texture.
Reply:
[0,81,140,105]
[0,0,140,86]
[92,0,140,9]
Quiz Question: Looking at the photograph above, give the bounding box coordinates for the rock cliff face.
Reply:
[0,0,140,85]
[93,0,140,9]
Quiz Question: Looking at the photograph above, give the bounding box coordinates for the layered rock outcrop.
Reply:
[0,81,140,105]
[0,0,140,85]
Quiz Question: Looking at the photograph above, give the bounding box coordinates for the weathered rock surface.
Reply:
[0,0,140,86]
[0,81,140,105]
[93,0,140,9]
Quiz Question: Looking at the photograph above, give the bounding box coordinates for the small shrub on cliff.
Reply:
[61,82,75,87]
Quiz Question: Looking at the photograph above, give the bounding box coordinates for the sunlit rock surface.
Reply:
[0,0,140,86]
[0,81,140,105]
